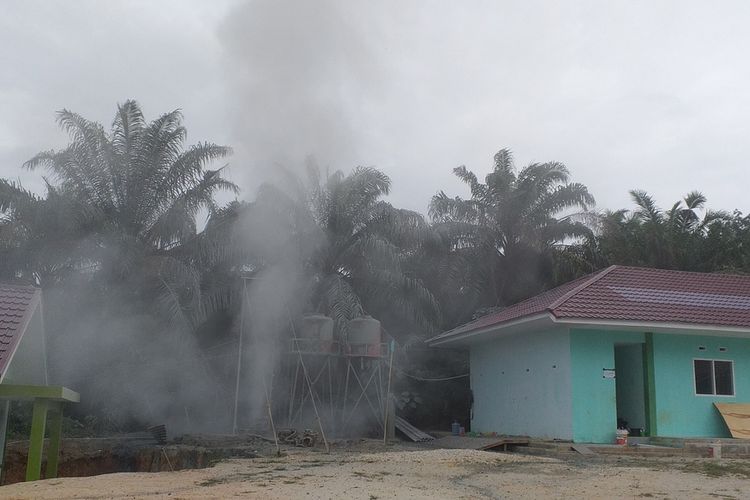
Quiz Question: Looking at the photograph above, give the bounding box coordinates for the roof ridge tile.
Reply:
[547,265,619,312]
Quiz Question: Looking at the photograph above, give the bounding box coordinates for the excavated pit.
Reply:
[1,434,275,485]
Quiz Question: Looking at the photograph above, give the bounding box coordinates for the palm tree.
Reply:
[429,148,594,319]
[183,162,441,343]
[0,101,239,430]
[19,100,237,326]
[597,190,729,270]
[0,179,97,284]
[305,164,440,340]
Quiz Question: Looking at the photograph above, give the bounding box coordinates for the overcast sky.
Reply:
[2,0,750,217]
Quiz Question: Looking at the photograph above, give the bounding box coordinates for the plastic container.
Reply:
[451,421,460,436]
[615,428,628,446]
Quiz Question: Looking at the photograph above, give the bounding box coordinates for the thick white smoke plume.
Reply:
[219,0,387,184]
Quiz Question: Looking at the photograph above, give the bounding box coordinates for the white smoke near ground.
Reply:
[44,283,228,436]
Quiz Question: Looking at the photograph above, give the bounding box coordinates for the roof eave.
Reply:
[555,317,750,337]
[429,314,750,347]
[428,313,555,347]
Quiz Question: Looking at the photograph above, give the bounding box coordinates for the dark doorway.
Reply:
[614,344,647,434]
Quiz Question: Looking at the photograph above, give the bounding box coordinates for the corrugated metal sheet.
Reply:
[394,416,434,442]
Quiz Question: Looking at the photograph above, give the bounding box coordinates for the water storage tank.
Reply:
[347,316,382,357]
[300,314,334,341]
[298,314,335,353]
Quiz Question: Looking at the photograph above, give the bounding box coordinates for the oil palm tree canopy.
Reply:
[6,100,237,327]
[595,190,730,271]
[0,179,97,284]
[429,148,594,314]
[258,163,441,341]
[24,100,237,250]
[182,162,441,342]
[310,165,440,340]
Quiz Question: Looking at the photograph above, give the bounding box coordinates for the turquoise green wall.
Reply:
[570,328,750,442]
[570,329,645,443]
[651,333,750,437]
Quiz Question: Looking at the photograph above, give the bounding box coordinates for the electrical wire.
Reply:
[395,367,469,382]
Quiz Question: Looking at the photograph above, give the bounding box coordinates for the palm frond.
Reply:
[630,189,662,224]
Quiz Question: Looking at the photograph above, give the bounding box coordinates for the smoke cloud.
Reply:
[219,0,388,186]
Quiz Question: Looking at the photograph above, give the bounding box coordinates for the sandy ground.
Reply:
[2,447,750,499]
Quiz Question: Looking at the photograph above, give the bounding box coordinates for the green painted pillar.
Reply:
[46,403,63,478]
[26,398,48,482]
[644,333,657,437]
[0,400,10,480]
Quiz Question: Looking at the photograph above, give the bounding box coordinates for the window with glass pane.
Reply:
[694,360,714,395]
[714,361,734,396]
[694,359,734,396]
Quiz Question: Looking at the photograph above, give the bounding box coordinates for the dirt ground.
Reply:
[3,444,750,499]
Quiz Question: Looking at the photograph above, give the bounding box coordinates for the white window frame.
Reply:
[693,358,735,397]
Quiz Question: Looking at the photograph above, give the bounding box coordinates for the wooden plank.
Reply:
[571,444,595,455]
[480,438,529,451]
[431,435,529,451]
[714,403,750,439]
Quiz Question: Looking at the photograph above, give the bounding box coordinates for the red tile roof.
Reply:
[0,283,41,380]
[431,266,750,343]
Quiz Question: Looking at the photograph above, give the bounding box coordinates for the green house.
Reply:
[429,266,750,443]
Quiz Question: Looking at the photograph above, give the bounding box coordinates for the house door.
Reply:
[614,344,647,435]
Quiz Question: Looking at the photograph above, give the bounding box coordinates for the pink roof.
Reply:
[0,283,41,379]
[431,266,750,343]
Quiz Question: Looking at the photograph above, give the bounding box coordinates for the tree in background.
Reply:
[304,163,440,341]
[19,100,236,326]
[428,148,594,327]
[0,101,237,431]
[213,163,442,344]
[561,190,743,277]
[0,179,96,284]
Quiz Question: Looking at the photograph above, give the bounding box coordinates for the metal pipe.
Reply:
[232,280,247,435]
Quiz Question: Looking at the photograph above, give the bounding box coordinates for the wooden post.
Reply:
[26,398,48,481]
[45,403,63,478]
